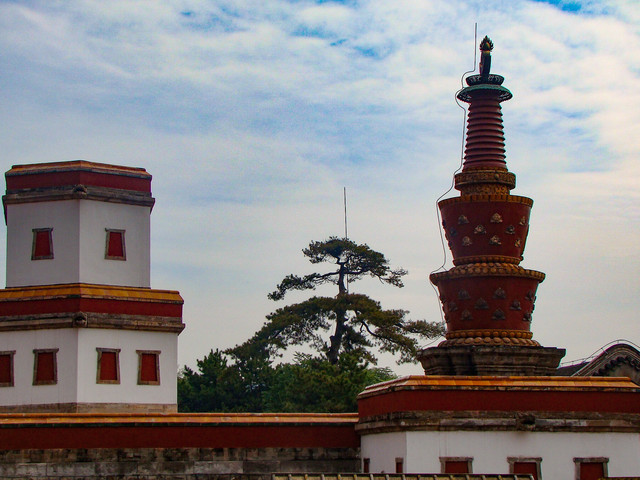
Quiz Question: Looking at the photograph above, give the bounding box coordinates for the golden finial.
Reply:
[479,36,494,78]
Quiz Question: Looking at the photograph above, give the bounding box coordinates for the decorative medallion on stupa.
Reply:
[417,37,565,375]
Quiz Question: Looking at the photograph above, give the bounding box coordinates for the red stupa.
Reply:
[418,37,565,375]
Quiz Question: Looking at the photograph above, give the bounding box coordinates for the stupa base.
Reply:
[417,345,565,376]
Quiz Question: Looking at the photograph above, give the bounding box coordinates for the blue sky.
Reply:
[0,0,638,372]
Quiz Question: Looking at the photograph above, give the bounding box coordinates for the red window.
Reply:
[97,348,120,384]
[442,458,472,474]
[105,229,126,260]
[395,458,404,473]
[577,460,606,480]
[33,349,58,385]
[0,352,15,386]
[513,461,539,480]
[445,461,469,473]
[137,350,160,385]
[32,228,53,260]
[362,458,370,473]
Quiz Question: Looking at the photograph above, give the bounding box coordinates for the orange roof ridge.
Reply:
[7,160,150,177]
[0,283,183,302]
[360,375,639,396]
[0,412,359,425]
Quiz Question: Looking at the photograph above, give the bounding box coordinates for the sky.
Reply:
[0,0,638,375]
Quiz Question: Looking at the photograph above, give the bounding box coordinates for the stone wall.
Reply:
[0,412,360,479]
[0,447,360,479]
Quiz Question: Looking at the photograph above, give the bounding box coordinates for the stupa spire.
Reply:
[479,35,493,78]
[417,37,565,376]
[456,36,515,185]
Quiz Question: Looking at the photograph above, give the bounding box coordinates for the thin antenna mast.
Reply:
[426,22,479,336]
[343,187,349,293]
[343,187,348,239]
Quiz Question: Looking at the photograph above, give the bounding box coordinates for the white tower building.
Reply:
[0,161,184,413]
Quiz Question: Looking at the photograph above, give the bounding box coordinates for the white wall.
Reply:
[76,328,177,405]
[0,328,178,408]
[5,199,150,288]
[78,201,150,287]
[362,430,640,478]
[6,201,80,287]
[0,329,79,406]
[361,432,406,473]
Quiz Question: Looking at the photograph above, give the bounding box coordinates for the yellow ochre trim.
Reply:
[438,194,533,207]
[0,412,359,425]
[0,283,182,304]
[360,375,639,395]
[6,161,150,178]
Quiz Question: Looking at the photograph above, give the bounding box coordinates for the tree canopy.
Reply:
[229,237,444,365]
[262,352,395,412]
[177,347,273,412]
[178,349,395,413]
[178,237,444,412]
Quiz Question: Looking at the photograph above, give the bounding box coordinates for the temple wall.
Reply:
[6,201,81,288]
[362,430,640,477]
[0,329,79,408]
[0,413,360,479]
[0,328,178,411]
[76,328,178,406]
[5,200,151,288]
[77,200,151,288]
[0,447,360,479]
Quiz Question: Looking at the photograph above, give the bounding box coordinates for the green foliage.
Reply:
[263,353,395,412]
[177,349,239,412]
[231,237,444,365]
[268,237,406,301]
[177,348,273,412]
[178,350,395,413]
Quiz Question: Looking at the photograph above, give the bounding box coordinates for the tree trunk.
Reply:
[327,307,346,364]
[328,263,348,364]
[337,262,347,295]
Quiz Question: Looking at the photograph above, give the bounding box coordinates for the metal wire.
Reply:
[426,23,478,335]
[559,338,640,366]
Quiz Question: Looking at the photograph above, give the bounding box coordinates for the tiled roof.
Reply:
[0,412,359,426]
[6,161,150,178]
[360,375,639,397]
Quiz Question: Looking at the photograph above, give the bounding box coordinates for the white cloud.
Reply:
[0,0,638,373]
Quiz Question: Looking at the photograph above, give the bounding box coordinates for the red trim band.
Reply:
[7,170,151,193]
[358,389,640,417]
[0,424,359,450]
[0,297,182,318]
